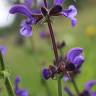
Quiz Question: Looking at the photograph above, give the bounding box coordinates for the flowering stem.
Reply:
[43,1,62,96]
[47,16,62,96]
[71,78,79,96]
[47,17,59,61]
[0,52,15,96]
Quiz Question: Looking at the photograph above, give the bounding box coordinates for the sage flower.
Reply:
[14,76,29,96]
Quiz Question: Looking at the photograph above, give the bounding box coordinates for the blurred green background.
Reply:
[0,0,96,96]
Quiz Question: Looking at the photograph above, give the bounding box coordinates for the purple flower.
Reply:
[61,5,77,26]
[80,80,96,96]
[14,76,29,96]
[63,48,84,81]
[40,31,50,39]
[9,1,38,37]
[0,46,7,56]
[84,80,96,96]
[67,47,84,67]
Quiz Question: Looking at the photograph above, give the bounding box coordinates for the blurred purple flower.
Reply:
[84,80,96,96]
[14,76,29,96]
[42,68,50,79]
[40,31,50,39]
[0,46,7,56]
[79,80,96,96]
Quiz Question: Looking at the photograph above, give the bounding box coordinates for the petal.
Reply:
[73,55,84,66]
[19,89,29,96]
[71,18,77,27]
[0,46,7,56]
[20,20,32,37]
[54,0,64,5]
[40,31,50,39]
[42,68,50,79]
[64,76,69,81]
[9,4,32,18]
[67,47,83,64]
[14,76,21,91]
[14,76,29,96]
[20,26,32,37]
[31,9,41,14]
[67,5,77,18]
[91,92,96,96]
[85,80,96,91]
[24,0,33,7]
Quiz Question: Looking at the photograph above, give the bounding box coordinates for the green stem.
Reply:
[57,78,62,96]
[5,77,15,96]
[43,1,62,96]
[0,52,15,96]
[71,78,79,96]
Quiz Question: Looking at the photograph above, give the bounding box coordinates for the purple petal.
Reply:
[42,68,50,79]
[85,80,96,91]
[20,20,32,37]
[0,46,7,56]
[24,0,33,7]
[9,4,32,18]
[67,5,77,18]
[64,76,69,81]
[67,47,84,65]
[17,89,29,96]
[54,0,64,5]
[31,9,41,14]
[71,18,77,27]
[14,76,21,90]
[73,55,84,66]
[14,76,29,96]
[40,31,50,39]
[91,92,96,96]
